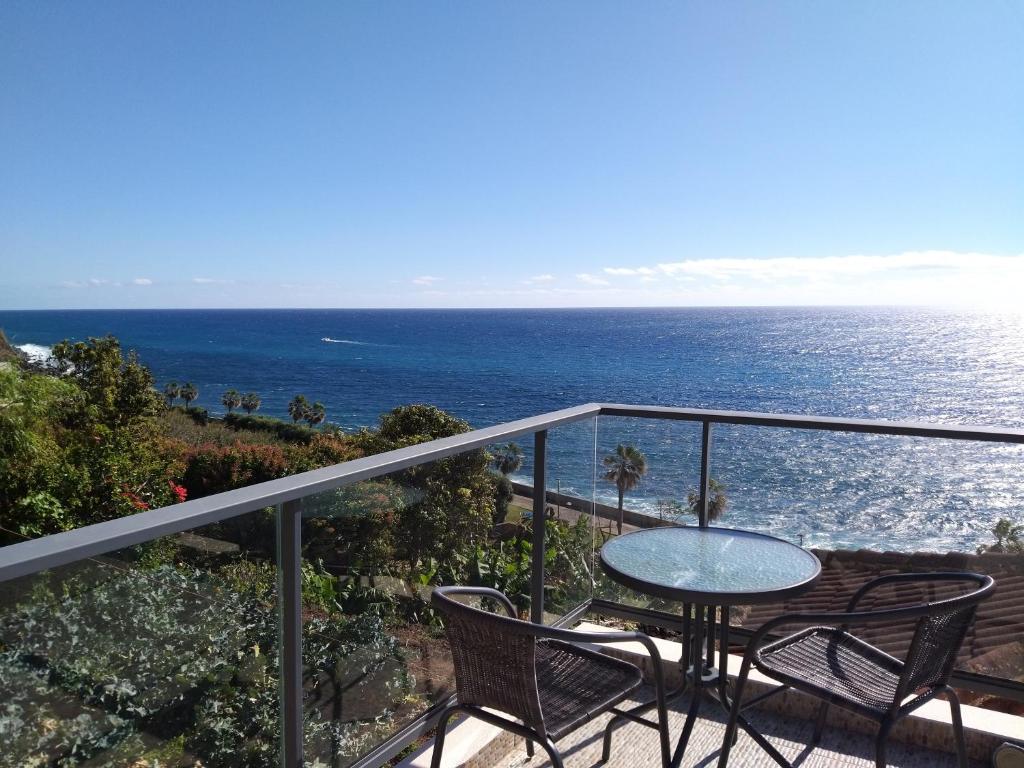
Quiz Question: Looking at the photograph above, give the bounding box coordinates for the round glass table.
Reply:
[600,525,821,605]
[599,526,821,768]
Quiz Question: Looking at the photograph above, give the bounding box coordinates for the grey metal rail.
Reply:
[0,403,599,582]
[597,403,1024,443]
[5,402,1024,583]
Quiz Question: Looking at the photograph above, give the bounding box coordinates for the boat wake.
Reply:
[321,337,369,345]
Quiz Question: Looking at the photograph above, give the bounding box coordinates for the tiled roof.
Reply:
[735,549,1024,696]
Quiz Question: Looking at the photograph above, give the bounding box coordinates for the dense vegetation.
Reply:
[0,335,593,768]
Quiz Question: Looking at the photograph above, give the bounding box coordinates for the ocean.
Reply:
[2,307,1022,553]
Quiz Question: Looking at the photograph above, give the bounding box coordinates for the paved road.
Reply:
[511,494,645,534]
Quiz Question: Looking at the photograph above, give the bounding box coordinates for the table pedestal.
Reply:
[672,603,790,768]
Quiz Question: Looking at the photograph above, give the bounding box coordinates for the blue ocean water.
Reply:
[2,307,1022,553]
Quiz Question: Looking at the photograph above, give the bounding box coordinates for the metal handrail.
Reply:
[0,403,600,582]
[596,403,1024,442]
[5,402,1023,583]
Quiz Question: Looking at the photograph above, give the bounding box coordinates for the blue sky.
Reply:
[1,1,1021,309]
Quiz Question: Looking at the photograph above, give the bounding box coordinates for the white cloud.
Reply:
[576,272,610,286]
[523,274,556,284]
[412,275,442,286]
[132,277,153,286]
[650,251,1021,283]
[603,266,657,276]
[192,277,231,284]
[589,251,1024,308]
[59,278,119,288]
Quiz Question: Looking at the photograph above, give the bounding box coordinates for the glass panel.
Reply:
[594,415,704,530]
[591,414,703,616]
[0,511,280,768]
[542,416,597,621]
[709,424,1024,712]
[708,425,1024,552]
[300,441,506,767]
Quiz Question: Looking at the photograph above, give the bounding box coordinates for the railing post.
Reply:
[277,499,303,768]
[531,430,547,624]
[698,421,712,528]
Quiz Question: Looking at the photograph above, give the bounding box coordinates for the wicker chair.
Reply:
[718,572,995,768]
[430,586,672,768]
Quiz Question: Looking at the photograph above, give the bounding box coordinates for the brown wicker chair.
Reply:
[430,586,672,768]
[718,572,995,768]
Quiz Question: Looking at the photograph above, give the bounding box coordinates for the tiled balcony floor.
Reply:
[494,691,980,768]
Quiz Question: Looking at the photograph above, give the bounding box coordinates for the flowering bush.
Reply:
[180,442,290,499]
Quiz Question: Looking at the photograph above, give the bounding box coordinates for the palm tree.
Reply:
[288,394,310,423]
[491,442,524,476]
[602,444,647,535]
[241,392,261,415]
[306,401,326,427]
[221,388,242,414]
[180,382,198,410]
[687,478,728,522]
[163,381,180,407]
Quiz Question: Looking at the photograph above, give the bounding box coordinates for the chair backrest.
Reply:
[432,587,547,734]
[893,573,995,702]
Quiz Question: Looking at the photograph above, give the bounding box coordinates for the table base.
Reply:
[602,603,790,768]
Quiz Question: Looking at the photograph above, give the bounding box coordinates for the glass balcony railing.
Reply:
[0,404,1021,768]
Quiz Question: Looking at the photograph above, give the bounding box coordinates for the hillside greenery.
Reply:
[0,336,593,768]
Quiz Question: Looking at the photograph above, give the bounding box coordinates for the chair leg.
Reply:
[430,705,459,768]
[537,736,565,768]
[601,715,621,763]
[875,720,894,768]
[945,686,969,768]
[811,701,829,745]
[717,657,753,768]
[655,689,672,768]
[526,738,535,758]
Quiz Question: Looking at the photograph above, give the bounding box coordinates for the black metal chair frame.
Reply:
[430,586,672,768]
[718,572,996,768]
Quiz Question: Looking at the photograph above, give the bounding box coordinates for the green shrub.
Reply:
[181,443,290,499]
[353,405,496,573]
[302,479,410,569]
[222,412,316,443]
[1,342,179,541]
[0,562,412,768]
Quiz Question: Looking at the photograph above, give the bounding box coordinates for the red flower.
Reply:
[169,482,188,503]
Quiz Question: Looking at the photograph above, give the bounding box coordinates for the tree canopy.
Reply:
[222,388,242,413]
[241,392,261,414]
[491,442,524,476]
[1,337,180,541]
[354,404,494,569]
[602,443,647,534]
[288,394,310,423]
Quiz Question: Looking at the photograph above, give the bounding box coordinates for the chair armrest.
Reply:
[432,585,517,618]
[844,572,993,612]
[743,573,994,661]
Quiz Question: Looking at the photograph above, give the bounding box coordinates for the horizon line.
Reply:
[0,302,1010,313]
